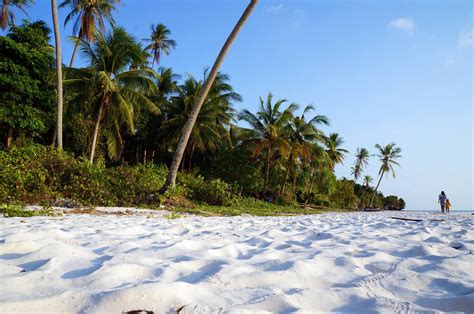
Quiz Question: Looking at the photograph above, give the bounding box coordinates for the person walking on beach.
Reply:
[438,191,447,213]
[445,198,451,213]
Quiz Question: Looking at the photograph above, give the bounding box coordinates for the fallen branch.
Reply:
[391,217,422,222]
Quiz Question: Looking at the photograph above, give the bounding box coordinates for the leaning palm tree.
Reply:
[239,92,297,194]
[1,0,33,30]
[59,0,120,67]
[143,23,176,69]
[352,147,369,182]
[325,133,349,170]
[369,143,402,207]
[281,105,329,193]
[51,0,63,148]
[160,0,258,192]
[65,27,159,162]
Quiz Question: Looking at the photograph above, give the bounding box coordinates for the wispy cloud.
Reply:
[445,55,456,66]
[266,3,284,13]
[458,29,473,48]
[388,18,416,34]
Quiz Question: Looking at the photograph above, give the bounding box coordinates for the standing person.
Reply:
[445,198,451,213]
[438,191,447,213]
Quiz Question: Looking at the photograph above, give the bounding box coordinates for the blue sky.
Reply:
[8,0,473,210]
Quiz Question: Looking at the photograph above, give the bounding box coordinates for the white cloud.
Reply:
[458,29,473,48]
[266,3,284,12]
[388,18,416,34]
[446,55,456,65]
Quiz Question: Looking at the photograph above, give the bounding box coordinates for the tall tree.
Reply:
[1,0,33,30]
[59,0,120,67]
[51,0,63,149]
[65,27,159,162]
[239,93,297,194]
[0,20,54,148]
[281,105,329,194]
[325,133,349,170]
[143,23,176,69]
[160,0,259,192]
[369,143,402,207]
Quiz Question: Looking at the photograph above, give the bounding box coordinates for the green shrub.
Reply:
[0,204,56,217]
[275,192,298,206]
[107,164,167,206]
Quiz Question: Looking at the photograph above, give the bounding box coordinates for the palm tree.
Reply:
[51,0,64,149]
[160,72,241,169]
[65,27,159,162]
[160,0,258,192]
[352,147,369,182]
[59,0,120,67]
[325,133,349,170]
[358,174,373,208]
[369,143,402,207]
[281,105,329,193]
[239,92,297,194]
[1,0,32,30]
[308,144,331,195]
[143,24,176,69]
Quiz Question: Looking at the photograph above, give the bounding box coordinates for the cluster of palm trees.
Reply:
[2,0,403,207]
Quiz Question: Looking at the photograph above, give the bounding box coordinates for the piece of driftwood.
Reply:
[391,217,422,222]
[391,217,446,223]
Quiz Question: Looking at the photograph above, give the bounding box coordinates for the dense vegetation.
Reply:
[0,1,405,214]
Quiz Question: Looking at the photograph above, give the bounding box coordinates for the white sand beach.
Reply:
[0,211,473,313]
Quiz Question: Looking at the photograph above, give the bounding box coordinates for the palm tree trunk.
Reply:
[281,149,293,194]
[89,99,105,163]
[359,184,369,208]
[292,168,297,194]
[6,126,12,148]
[160,0,258,193]
[1,0,10,30]
[69,40,79,68]
[309,168,316,194]
[263,146,271,195]
[369,171,384,208]
[51,0,63,149]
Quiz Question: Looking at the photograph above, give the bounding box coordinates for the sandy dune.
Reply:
[0,211,473,313]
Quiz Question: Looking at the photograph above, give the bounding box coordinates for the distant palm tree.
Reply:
[1,0,33,30]
[160,0,258,192]
[352,147,369,182]
[282,105,329,193]
[51,0,63,149]
[358,174,373,207]
[65,27,159,162]
[325,133,349,170]
[143,23,176,69]
[59,0,120,67]
[363,175,373,187]
[369,143,402,207]
[239,92,297,194]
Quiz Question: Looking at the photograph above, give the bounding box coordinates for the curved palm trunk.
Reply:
[160,0,258,192]
[69,40,79,67]
[358,185,368,208]
[51,0,63,149]
[263,146,271,195]
[89,99,105,163]
[1,0,10,30]
[369,170,384,208]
